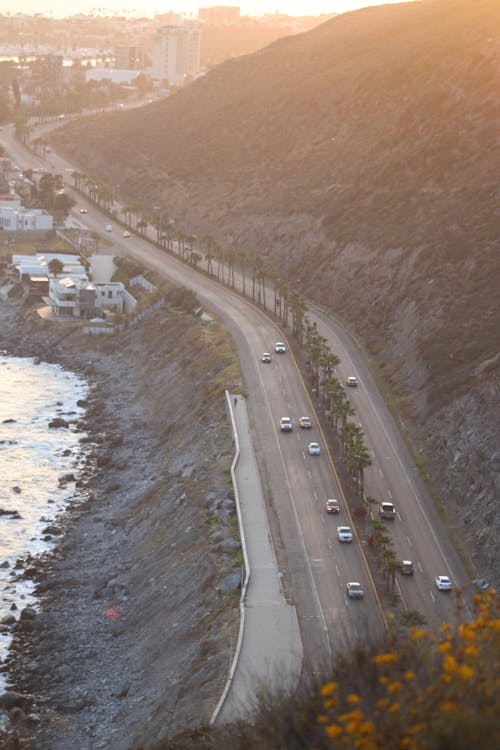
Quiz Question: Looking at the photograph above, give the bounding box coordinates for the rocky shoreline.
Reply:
[0,298,241,749]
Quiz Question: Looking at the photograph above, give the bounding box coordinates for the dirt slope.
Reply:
[53,0,500,578]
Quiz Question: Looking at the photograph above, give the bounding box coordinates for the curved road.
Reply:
[2,125,473,671]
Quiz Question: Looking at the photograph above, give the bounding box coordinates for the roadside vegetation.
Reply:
[146,591,499,750]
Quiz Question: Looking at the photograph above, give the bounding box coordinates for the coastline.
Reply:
[0,298,240,749]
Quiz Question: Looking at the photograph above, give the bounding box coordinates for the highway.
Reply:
[1,123,473,673]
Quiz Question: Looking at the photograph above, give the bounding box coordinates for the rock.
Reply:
[77,399,88,407]
[12,485,22,493]
[0,508,21,518]
[215,539,241,552]
[41,525,62,536]
[48,418,69,429]
[59,473,76,485]
[0,560,10,568]
[0,691,32,711]
[220,569,242,593]
[2,418,16,424]
[15,619,35,634]
[0,614,16,626]
[19,606,37,621]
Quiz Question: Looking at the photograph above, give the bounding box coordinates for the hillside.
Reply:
[52,0,500,580]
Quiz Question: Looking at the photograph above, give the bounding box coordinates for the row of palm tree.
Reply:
[65,165,373,498]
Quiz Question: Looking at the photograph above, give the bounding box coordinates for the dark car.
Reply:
[326,499,340,514]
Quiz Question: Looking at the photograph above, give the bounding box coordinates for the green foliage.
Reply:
[145,593,499,750]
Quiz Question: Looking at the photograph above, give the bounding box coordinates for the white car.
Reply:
[280,417,293,432]
[275,342,286,353]
[346,582,364,599]
[435,575,452,591]
[123,230,131,238]
[337,525,353,542]
[346,376,358,387]
[299,416,312,429]
[261,352,272,363]
[308,442,321,456]
[105,225,113,232]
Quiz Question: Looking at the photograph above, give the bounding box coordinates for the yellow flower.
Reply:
[379,675,389,685]
[325,724,343,739]
[404,670,416,681]
[321,681,338,696]
[347,694,362,705]
[376,698,389,709]
[437,641,452,653]
[373,652,399,664]
[387,681,402,694]
[388,703,400,714]
[316,714,329,724]
[439,623,451,633]
[410,627,428,640]
[339,710,364,724]
[443,654,457,672]
[359,721,375,735]
[458,664,475,681]
[324,698,336,709]
[463,645,478,657]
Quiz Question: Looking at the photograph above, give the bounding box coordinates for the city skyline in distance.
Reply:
[0,0,411,21]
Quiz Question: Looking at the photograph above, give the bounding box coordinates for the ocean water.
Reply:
[0,354,88,690]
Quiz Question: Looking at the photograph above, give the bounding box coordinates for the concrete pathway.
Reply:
[213,393,303,724]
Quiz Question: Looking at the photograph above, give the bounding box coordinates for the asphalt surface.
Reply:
[213,393,302,723]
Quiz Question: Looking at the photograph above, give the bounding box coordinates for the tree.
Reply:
[48,258,64,277]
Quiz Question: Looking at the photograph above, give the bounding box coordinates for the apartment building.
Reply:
[151,24,201,86]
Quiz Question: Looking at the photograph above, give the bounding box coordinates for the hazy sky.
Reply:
[0,1,408,20]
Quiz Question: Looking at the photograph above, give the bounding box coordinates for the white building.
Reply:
[49,278,125,318]
[0,205,53,233]
[151,24,201,86]
[93,282,125,313]
[12,253,83,281]
[85,67,141,85]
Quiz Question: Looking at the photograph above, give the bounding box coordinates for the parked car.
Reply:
[280,417,293,432]
[123,231,131,238]
[473,578,491,590]
[299,416,312,429]
[401,560,414,575]
[308,442,321,455]
[105,225,113,232]
[435,575,452,591]
[346,581,364,599]
[326,498,340,514]
[337,526,353,542]
[379,502,396,519]
[261,352,272,363]
[80,208,88,214]
[346,376,358,387]
[275,341,286,353]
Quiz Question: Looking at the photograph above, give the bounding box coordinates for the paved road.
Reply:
[213,393,302,723]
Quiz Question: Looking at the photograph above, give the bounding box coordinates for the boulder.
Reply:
[48,418,69,429]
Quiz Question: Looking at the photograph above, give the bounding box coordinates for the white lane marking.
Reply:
[335,565,340,577]
[397,512,402,521]
[418,561,423,573]
[378,468,384,478]
[313,490,318,500]
[327,538,332,550]
[429,591,435,603]
[307,470,312,480]
[321,514,325,525]
[353,625,359,638]
[387,488,392,499]
[406,536,412,547]
[287,402,291,410]
[255,361,333,660]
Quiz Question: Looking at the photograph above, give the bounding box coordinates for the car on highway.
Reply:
[123,231,131,238]
[105,225,113,232]
[435,575,452,591]
[337,525,353,542]
[280,417,293,432]
[275,341,286,353]
[326,498,340,514]
[346,581,364,599]
[379,502,396,519]
[346,376,358,387]
[261,352,272,363]
[308,442,321,455]
[401,560,414,575]
[80,208,88,214]
[299,416,312,429]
